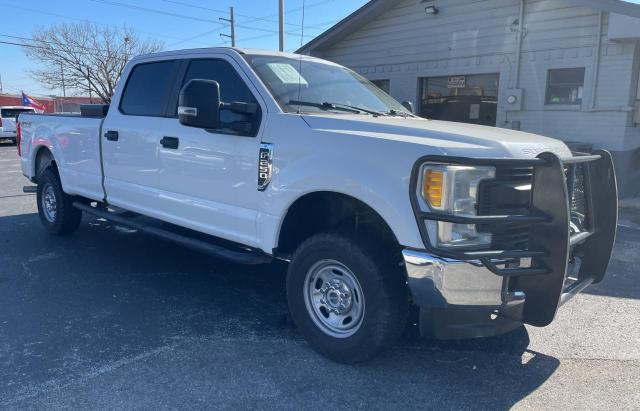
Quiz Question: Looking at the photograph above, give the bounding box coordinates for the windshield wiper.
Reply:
[287,100,360,114]
[287,100,386,116]
[331,103,387,116]
[386,109,417,118]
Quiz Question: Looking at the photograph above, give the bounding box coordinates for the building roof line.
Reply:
[296,0,395,54]
[297,0,640,54]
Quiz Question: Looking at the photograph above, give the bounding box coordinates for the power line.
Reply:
[159,0,228,16]
[0,33,118,55]
[0,1,339,57]
[242,0,336,24]
[0,2,197,44]
[89,0,321,37]
[167,30,225,48]
[88,0,222,24]
[0,37,132,64]
[161,0,310,28]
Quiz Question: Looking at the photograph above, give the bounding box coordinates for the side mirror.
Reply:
[401,101,414,113]
[178,79,221,129]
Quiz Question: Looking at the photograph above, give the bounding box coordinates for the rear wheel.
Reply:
[287,232,408,363]
[36,168,82,235]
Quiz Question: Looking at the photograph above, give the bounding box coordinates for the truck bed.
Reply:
[19,112,106,202]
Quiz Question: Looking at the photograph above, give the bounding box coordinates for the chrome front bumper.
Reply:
[402,249,516,308]
[402,249,526,339]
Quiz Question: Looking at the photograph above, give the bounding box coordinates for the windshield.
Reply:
[244,54,409,115]
[1,108,34,118]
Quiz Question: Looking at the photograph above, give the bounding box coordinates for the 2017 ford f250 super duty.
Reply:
[17,48,618,363]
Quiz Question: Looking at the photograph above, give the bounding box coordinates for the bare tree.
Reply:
[23,23,164,103]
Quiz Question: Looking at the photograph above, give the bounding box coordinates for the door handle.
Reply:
[104,130,119,141]
[160,136,179,149]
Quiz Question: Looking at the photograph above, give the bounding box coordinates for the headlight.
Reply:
[419,164,495,249]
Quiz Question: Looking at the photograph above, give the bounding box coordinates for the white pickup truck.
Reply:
[17,48,618,363]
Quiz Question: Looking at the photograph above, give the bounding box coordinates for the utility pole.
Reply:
[0,73,3,93]
[60,62,66,97]
[279,0,285,51]
[85,66,93,104]
[49,95,57,113]
[219,7,236,47]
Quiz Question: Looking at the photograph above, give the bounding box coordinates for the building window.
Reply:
[418,73,500,126]
[370,79,390,94]
[545,68,585,105]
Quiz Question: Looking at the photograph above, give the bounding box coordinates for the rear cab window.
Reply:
[1,108,35,118]
[119,60,178,117]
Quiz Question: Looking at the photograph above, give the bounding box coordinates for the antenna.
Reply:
[296,0,306,114]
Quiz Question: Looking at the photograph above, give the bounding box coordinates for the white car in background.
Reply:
[0,106,37,142]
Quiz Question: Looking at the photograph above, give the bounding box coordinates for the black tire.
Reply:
[287,231,408,363]
[36,168,82,235]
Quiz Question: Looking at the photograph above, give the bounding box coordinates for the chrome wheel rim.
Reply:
[41,183,57,222]
[304,260,365,338]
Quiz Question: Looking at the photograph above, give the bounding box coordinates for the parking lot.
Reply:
[0,142,638,409]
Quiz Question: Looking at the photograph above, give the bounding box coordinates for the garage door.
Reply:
[419,73,499,126]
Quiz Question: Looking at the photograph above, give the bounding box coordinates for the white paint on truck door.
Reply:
[153,57,265,247]
[101,60,177,215]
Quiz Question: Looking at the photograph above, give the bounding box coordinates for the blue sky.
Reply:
[1,0,639,96]
[0,0,368,96]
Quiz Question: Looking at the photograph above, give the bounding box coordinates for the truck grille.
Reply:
[566,163,589,233]
[478,161,590,249]
[478,167,533,250]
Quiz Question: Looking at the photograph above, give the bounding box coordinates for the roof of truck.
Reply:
[135,47,303,61]
[132,47,340,67]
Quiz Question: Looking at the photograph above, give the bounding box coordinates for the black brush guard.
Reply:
[410,150,618,327]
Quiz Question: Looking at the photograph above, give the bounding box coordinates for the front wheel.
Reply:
[36,168,82,235]
[287,232,408,363]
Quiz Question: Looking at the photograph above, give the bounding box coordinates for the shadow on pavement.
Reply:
[583,225,640,300]
[0,212,559,408]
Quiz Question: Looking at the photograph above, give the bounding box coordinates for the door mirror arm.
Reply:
[221,102,258,115]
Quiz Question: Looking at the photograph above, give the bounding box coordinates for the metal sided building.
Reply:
[298,0,640,197]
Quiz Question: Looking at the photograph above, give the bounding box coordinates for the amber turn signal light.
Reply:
[423,170,443,208]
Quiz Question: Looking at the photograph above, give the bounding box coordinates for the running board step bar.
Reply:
[73,202,271,265]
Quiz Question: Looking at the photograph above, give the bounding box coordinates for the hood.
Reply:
[302,114,572,159]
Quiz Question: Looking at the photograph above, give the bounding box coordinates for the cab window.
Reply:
[120,61,176,117]
[1,108,35,118]
[177,59,261,136]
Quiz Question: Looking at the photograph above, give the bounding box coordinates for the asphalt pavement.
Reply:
[0,142,638,410]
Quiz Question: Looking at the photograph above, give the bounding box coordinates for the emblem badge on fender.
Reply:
[258,143,274,191]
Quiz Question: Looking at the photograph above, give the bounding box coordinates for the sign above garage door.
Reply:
[448,76,466,88]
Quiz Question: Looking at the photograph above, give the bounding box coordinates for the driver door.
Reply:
[154,57,265,247]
